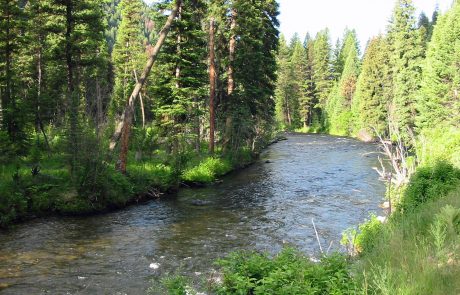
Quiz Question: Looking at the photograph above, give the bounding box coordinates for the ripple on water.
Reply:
[0,134,385,294]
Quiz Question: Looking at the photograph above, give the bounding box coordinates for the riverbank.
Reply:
[159,161,460,294]
[0,134,385,294]
[0,134,290,228]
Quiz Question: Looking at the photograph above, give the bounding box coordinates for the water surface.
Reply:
[0,134,385,294]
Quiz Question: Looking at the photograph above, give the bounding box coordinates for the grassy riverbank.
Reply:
[0,146,256,228]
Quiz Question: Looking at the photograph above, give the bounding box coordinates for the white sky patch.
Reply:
[143,0,454,50]
[279,0,453,51]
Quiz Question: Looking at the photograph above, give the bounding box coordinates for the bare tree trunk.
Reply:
[173,3,182,155]
[209,17,216,154]
[223,8,237,152]
[194,96,201,152]
[65,1,79,173]
[36,40,50,151]
[133,70,145,128]
[115,0,182,174]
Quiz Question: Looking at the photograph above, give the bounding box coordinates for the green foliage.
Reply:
[417,127,460,168]
[214,248,356,294]
[128,162,174,192]
[154,275,192,295]
[182,157,232,184]
[342,215,385,255]
[351,36,391,137]
[356,187,460,294]
[388,0,426,140]
[399,161,460,213]
[417,0,460,132]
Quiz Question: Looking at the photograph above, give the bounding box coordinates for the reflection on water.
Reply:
[0,134,385,294]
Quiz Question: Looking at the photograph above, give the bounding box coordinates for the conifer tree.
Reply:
[311,29,333,124]
[417,0,460,131]
[112,0,146,117]
[325,30,360,135]
[0,0,28,151]
[388,0,425,140]
[300,35,317,128]
[149,0,207,156]
[352,36,391,137]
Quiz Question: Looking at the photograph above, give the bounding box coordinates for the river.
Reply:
[0,134,385,294]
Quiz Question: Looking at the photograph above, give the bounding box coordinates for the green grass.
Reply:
[355,188,460,295]
[181,157,233,183]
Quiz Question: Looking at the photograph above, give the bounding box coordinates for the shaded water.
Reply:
[0,134,385,294]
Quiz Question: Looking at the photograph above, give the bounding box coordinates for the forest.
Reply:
[0,0,279,225]
[1,0,460,294]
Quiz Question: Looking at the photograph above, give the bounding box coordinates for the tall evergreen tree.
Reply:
[417,0,460,131]
[311,29,333,124]
[112,0,146,117]
[325,29,360,135]
[352,36,392,137]
[388,0,425,140]
[0,0,28,151]
[300,35,318,128]
[223,0,279,152]
[149,0,207,157]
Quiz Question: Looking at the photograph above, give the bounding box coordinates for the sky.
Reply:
[144,0,454,50]
[279,0,453,50]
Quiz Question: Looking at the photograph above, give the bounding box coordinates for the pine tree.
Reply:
[311,29,333,125]
[325,29,360,135]
[388,0,425,140]
[0,0,28,152]
[300,35,317,129]
[112,0,146,117]
[222,0,279,152]
[149,0,207,156]
[352,36,392,137]
[417,0,460,131]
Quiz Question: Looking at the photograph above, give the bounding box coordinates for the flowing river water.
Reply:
[0,134,385,294]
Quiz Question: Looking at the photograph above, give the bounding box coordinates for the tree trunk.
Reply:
[36,39,50,151]
[209,17,216,154]
[223,8,237,152]
[4,3,14,140]
[65,1,78,173]
[133,70,145,128]
[115,0,182,174]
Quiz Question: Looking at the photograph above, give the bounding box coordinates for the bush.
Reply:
[128,163,175,193]
[182,157,232,183]
[0,186,27,227]
[214,248,356,294]
[342,215,385,255]
[76,159,133,209]
[417,127,460,168]
[399,161,460,213]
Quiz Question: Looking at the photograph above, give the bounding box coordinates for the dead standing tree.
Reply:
[109,0,182,174]
[373,123,418,213]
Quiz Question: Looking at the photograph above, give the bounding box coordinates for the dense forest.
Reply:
[275,0,459,169]
[0,0,279,225]
[1,0,460,294]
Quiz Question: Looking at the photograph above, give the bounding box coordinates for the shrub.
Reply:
[399,161,460,213]
[214,248,356,294]
[182,157,232,183]
[341,215,385,255]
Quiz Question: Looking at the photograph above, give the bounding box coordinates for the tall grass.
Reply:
[356,188,460,294]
